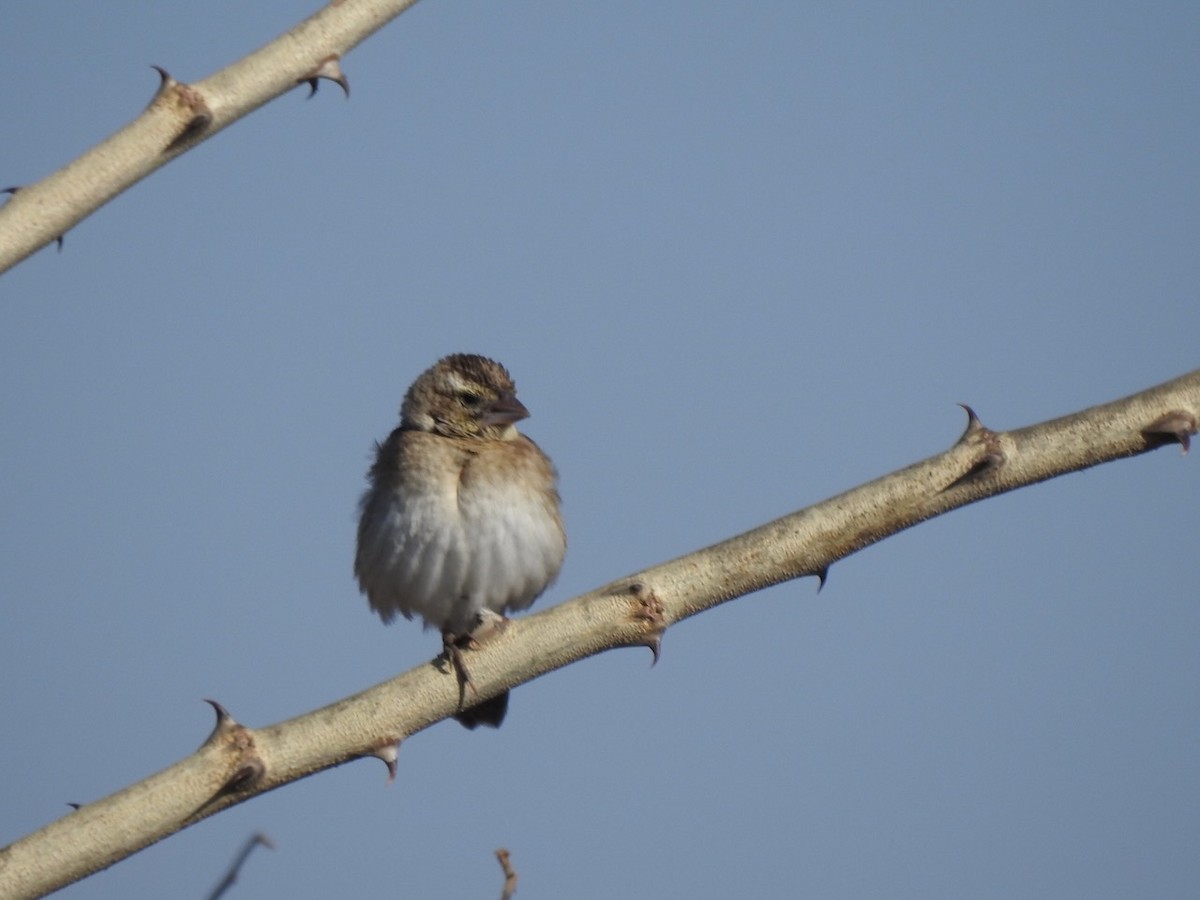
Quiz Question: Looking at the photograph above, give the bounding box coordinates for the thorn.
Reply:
[945,403,1005,490]
[202,702,264,792]
[1142,411,1197,455]
[627,582,667,665]
[2,186,66,250]
[956,403,989,442]
[815,566,829,592]
[66,802,82,810]
[370,741,400,784]
[204,698,233,725]
[201,698,244,749]
[303,55,350,99]
[646,635,662,667]
[150,67,213,153]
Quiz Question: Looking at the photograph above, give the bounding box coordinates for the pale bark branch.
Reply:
[1,369,1195,897]
[0,0,423,275]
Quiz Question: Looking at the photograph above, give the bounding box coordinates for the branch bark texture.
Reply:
[1,369,1195,897]
[0,0,422,274]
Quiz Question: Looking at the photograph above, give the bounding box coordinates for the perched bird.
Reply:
[354,354,566,728]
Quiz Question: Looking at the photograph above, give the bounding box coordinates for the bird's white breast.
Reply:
[357,448,564,636]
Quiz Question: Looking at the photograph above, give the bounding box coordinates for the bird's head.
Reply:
[401,354,529,441]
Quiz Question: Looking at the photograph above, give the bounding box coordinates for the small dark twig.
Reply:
[206,832,274,900]
[495,848,518,900]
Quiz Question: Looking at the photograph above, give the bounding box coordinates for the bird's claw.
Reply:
[442,631,477,700]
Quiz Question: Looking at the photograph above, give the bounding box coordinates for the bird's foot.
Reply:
[442,630,476,702]
[443,612,509,700]
[442,613,512,728]
[442,612,507,696]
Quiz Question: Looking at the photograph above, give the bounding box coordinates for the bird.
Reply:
[354,354,566,728]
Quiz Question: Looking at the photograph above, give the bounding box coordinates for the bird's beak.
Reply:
[484,392,530,426]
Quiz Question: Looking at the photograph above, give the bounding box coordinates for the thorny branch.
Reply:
[0,369,1196,897]
[0,0,422,273]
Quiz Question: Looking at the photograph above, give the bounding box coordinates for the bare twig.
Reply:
[206,832,275,900]
[495,848,518,900]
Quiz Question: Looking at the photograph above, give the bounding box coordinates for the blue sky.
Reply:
[1,3,1198,898]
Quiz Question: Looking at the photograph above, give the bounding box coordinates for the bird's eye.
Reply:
[457,391,484,408]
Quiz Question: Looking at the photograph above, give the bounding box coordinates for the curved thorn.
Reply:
[956,402,988,441]
[647,636,662,667]
[204,698,232,724]
[372,741,400,784]
[815,566,829,592]
[303,56,350,99]
[1142,411,1197,455]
